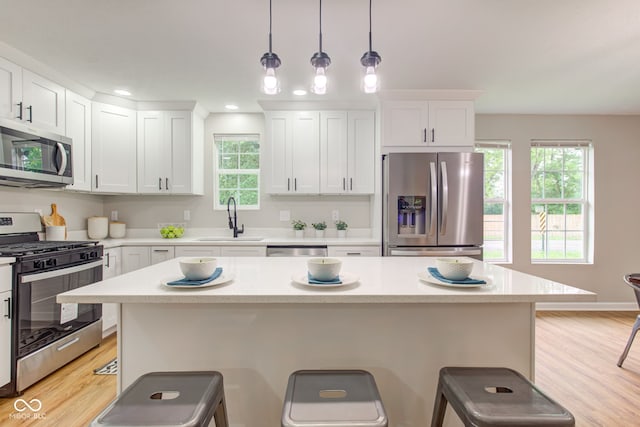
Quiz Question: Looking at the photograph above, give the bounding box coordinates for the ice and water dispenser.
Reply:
[397,196,426,235]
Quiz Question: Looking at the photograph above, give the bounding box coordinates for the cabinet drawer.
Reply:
[327,246,380,257]
[175,246,222,257]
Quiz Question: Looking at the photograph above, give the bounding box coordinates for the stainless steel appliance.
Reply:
[0,213,102,397]
[266,245,328,257]
[382,152,484,259]
[0,119,73,188]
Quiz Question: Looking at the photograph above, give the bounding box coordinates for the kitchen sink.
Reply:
[195,236,265,242]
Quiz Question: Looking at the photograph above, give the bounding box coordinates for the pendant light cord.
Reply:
[368,0,373,52]
[318,0,323,53]
[268,0,273,53]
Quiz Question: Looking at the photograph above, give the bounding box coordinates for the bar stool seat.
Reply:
[431,367,574,427]
[282,369,388,427]
[90,371,229,427]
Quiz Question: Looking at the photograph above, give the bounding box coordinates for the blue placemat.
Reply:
[167,267,223,286]
[428,267,486,285]
[307,272,342,284]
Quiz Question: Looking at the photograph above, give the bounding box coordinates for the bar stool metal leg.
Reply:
[617,314,640,367]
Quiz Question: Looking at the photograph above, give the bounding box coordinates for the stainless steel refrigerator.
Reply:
[382,152,484,259]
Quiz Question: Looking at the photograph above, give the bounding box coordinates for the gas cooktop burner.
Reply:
[0,240,98,256]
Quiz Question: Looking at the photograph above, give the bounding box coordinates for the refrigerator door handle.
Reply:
[441,161,449,236]
[389,248,482,256]
[429,162,437,237]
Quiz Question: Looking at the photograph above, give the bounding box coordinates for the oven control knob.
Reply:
[46,258,56,267]
[34,260,43,269]
[80,252,88,260]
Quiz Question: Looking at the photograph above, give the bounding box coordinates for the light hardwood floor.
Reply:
[1,313,639,426]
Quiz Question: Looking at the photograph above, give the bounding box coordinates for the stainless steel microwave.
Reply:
[0,118,73,188]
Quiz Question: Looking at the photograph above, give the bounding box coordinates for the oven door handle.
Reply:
[21,260,103,283]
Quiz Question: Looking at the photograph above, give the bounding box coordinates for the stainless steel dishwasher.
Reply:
[266,245,328,257]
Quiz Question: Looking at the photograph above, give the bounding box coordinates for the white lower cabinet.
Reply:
[122,247,151,274]
[102,247,122,334]
[327,246,380,257]
[219,246,266,257]
[1,265,13,387]
[175,246,222,257]
[151,246,175,264]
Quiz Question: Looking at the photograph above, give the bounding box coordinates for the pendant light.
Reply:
[260,0,281,95]
[360,0,381,93]
[310,0,331,94]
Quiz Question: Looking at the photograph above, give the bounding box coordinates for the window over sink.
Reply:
[213,134,261,210]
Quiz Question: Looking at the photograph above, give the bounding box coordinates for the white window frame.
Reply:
[530,140,593,264]
[475,141,512,263]
[213,134,261,211]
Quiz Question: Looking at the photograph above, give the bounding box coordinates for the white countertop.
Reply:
[58,256,595,304]
[100,236,380,249]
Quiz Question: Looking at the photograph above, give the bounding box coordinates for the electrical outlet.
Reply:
[184,210,191,221]
[111,210,118,221]
[279,210,291,221]
[331,210,339,221]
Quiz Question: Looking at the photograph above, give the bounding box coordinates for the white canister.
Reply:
[45,225,66,241]
[109,221,126,238]
[87,216,109,239]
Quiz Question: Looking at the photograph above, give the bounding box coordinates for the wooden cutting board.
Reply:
[42,203,67,233]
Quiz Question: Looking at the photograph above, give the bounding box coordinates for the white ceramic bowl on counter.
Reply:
[307,257,342,281]
[435,257,474,280]
[179,257,218,280]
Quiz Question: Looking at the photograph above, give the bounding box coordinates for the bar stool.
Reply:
[90,371,229,427]
[617,273,640,367]
[282,369,388,427]
[431,367,574,427]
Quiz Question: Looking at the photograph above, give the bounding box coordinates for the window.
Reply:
[530,141,591,262]
[475,142,511,262]
[213,134,260,210]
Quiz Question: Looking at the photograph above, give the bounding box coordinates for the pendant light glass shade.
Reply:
[260,0,281,95]
[361,0,381,93]
[311,0,331,94]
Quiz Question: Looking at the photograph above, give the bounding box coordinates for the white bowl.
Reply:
[179,257,218,280]
[435,257,474,280]
[307,258,342,281]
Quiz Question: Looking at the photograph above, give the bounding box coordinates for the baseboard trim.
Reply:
[536,302,637,311]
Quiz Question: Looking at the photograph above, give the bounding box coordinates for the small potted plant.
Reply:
[292,219,306,238]
[335,220,348,238]
[312,221,327,238]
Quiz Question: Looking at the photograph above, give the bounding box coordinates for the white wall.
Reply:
[102,113,373,232]
[477,114,640,303]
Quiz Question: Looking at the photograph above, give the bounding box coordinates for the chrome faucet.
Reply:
[226,196,244,238]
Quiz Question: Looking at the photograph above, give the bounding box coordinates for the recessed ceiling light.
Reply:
[225,104,239,110]
[293,89,307,96]
[114,89,131,96]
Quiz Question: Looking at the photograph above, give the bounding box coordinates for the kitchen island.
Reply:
[58,257,595,427]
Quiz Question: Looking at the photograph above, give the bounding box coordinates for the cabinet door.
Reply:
[65,91,92,191]
[428,100,474,147]
[151,246,175,264]
[0,57,22,120]
[347,111,375,194]
[382,101,429,147]
[21,69,65,134]
[137,111,168,194]
[92,102,137,193]
[121,246,151,273]
[265,112,293,194]
[0,289,11,387]
[175,246,222,257]
[291,111,319,193]
[103,247,122,279]
[167,111,192,194]
[219,246,266,257]
[319,111,348,193]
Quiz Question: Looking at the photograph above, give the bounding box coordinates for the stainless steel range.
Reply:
[0,212,103,397]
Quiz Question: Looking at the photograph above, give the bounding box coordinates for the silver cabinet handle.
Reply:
[16,102,23,120]
[423,128,427,142]
[153,249,170,252]
[287,178,290,191]
[166,177,169,190]
[159,177,162,190]
[441,161,448,236]
[105,252,111,268]
[3,297,10,319]
[26,105,33,122]
[294,178,297,191]
[429,162,437,237]
[56,142,67,176]
[95,175,99,189]
[431,128,435,142]
[343,178,346,191]
[350,178,353,191]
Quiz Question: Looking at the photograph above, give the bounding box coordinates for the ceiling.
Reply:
[1,0,640,114]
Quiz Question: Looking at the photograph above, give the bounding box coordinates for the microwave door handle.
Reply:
[55,142,68,176]
[441,161,448,236]
[429,162,437,237]
[21,260,103,283]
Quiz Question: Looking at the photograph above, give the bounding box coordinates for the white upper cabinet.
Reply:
[137,110,203,195]
[265,111,320,194]
[0,58,65,134]
[65,90,92,191]
[382,100,474,149]
[320,110,375,194]
[91,102,137,193]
